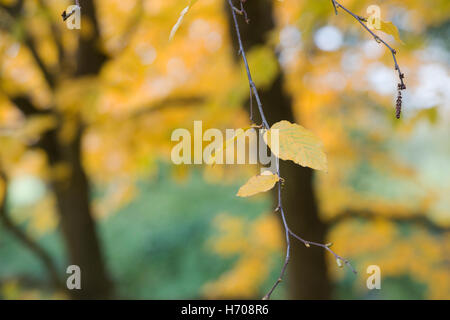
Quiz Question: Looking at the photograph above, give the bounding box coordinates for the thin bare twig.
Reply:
[331,0,338,15]
[62,0,80,21]
[227,0,356,300]
[228,1,269,130]
[331,0,406,118]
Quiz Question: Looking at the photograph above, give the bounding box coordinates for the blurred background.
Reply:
[0,0,449,300]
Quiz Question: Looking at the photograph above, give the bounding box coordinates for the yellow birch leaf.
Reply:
[236,171,279,197]
[169,0,198,41]
[379,20,405,45]
[264,120,327,172]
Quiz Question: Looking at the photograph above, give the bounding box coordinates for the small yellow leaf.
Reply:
[264,120,328,172]
[236,171,279,197]
[169,0,198,41]
[379,20,404,45]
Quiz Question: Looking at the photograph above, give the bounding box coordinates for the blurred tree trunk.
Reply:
[52,0,111,299]
[225,0,331,299]
[42,126,113,299]
[11,96,113,299]
[9,1,114,299]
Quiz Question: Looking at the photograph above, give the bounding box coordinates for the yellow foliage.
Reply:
[16,115,57,142]
[169,0,198,41]
[29,195,58,235]
[0,0,448,300]
[204,213,282,298]
[329,221,450,299]
[203,254,270,299]
[93,181,137,219]
[1,280,20,299]
[245,46,279,89]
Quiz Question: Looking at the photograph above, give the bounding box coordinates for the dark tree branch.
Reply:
[328,210,450,234]
[36,0,65,71]
[11,96,44,116]
[24,36,56,89]
[72,0,108,77]
[0,170,64,290]
[0,0,23,16]
[0,2,56,89]
[0,274,57,292]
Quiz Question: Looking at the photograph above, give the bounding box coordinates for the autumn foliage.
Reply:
[0,0,449,300]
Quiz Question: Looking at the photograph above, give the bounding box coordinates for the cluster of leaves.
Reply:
[237,120,326,197]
